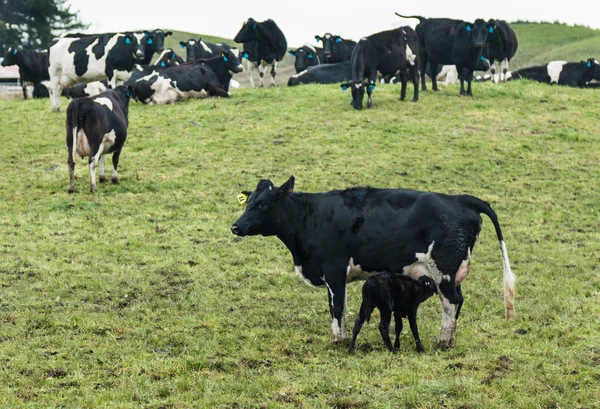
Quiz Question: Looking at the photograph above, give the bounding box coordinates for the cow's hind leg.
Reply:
[111,149,121,184]
[98,155,107,183]
[378,308,395,353]
[393,312,403,350]
[431,63,440,91]
[399,72,407,101]
[270,62,278,87]
[348,301,371,354]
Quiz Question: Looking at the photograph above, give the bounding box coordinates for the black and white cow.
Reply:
[64,79,108,99]
[482,20,518,83]
[507,59,600,87]
[230,176,516,348]
[287,62,352,86]
[314,33,356,64]
[289,45,321,73]
[179,38,233,61]
[129,51,242,104]
[1,47,49,99]
[233,18,287,87]
[135,29,173,65]
[48,32,145,111]
[125,48,187,84]
[66,85,132,193]
[397,13,495,96]
[340,26,420,109]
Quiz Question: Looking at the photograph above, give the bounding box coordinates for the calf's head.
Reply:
[417,276,438,302]
[340,80,375,110]
[290,46,319,73]
[231,176,295,237]
[1,47,19,66]
[465,19,495,48]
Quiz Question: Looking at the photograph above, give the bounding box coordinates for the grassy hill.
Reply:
[1,79,600,408]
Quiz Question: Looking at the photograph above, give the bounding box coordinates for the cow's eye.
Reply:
[258,203,267,210]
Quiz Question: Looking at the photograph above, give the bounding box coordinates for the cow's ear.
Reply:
[147,36,153,45]
[587,59,594,68]
[308,53,313,59]
[166,31,173,36]
[126,85,132,98]
[12,48,17,55]
[279,176,295,196]
[289,51,295,57]
[335,37,342,43]
[238,191,252,204]
[487,20,496,33]
[340,83,349,91]
[221,52,229,61]
[465,23,472,32]
[125,35,132,45]
[179,41,186,48]
[315,35,322,42]
[144,31,150,37]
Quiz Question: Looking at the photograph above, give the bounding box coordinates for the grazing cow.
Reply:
[287,62,352,86]
[314,33,356,63]
[66,85,132,193]
[340,26,420,109]
[64,79,108,99]
[289,45,321,73]
[1,48,49,99]
[130,51,241,104]
[506,59,600,87]
[231,176,516,348]
[179,38,233,61]
[348,274,437,354]
[233,18,287,87]
[482,20,518,83]
[397,13,495,96]
[48,32,145,111]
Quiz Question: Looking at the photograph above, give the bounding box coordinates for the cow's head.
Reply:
[1,47,19,66]
[143,29,172,55]
[290,46,319,73]
[315,33,342,63]
[231,176,295,237]
[180,38,202,61]
[221,49,244,74]
[464,19,495,48]
[340,80,374,110]
[234,18,260,44]
[586,58,600,81]
[123,33,144,59]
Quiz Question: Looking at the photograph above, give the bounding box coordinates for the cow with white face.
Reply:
[231,176,516,348]
[48,32,144,111]
[66,85,132,193]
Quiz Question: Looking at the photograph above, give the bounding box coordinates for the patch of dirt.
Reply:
[482,355,513,385]
[46,368,68,378]
[515,328,528,335]
[447,362,464,370]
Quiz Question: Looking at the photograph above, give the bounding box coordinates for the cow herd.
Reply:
[1,13,598,353]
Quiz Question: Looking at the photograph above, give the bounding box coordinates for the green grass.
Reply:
[1,81,600,408]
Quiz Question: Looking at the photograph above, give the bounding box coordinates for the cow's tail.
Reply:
[459,195,516,320]
[70,101,79,161]
[394,13,426,24]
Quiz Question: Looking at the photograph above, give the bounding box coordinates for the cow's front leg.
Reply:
[270,62,278,87]
[325,279,347,343]
[437,293,458,350]
[258,64,266,88]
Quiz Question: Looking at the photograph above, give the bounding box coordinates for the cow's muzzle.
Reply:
[135,50,144,58]
[230,224,243,236]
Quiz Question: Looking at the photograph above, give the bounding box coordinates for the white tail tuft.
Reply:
[500,240,516,320]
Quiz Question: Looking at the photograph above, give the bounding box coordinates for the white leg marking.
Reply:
[99,155,105,179]
[501,240,516,320]
[438,293,457,348]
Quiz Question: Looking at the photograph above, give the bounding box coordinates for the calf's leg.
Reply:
[393,312,403,350]
[408,310,425,353]
[378,308,395,353]
[348,301,372,354]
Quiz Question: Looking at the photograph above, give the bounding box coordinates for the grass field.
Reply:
[1,79,600,408]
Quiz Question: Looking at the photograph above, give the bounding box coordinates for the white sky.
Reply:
[67,0,600,48]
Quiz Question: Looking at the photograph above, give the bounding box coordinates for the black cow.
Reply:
[482,20,518,83]
[48,32,145,111]
[233,18,287,87]
[507,59,600,87]
[340,26,420,109]
[129,51,241,104]
[179,38,233,61]
[287,62,352,86]
[136,29,173,65]
[231,176,516,349]
[289,45,321,73]
[66,85,132,193]
[125,49,187,84]
[1,47,49,99]
[314,33,356,63]
[397,13,495,96]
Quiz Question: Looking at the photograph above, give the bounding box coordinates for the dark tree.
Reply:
[0,0,87,51]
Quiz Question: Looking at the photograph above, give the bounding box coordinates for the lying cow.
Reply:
[314,33,356,64]
[289,45,321,73]
[231,176,516,349]
[66,85,132,193]
[287,62,352,86]
[506,59,600,87]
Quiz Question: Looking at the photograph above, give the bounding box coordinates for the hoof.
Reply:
[416,345,425,354]
[99,176,107,184]
[435,338,454,350]
[111,178,120,185]
[68,187,75,194]
[90,186,97,193]
[348,346,355,354]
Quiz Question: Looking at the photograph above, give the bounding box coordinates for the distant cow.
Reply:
[507,59,600,87]
[48,32,145,111]
[179,38,233,61]
[231,176,516,348]
[397,13,495,96]
[66,85,132,193]
[1,47,49,99]
[287,62,352,86]
[136,29,173,65]
[315,33,356,63]
[289,45,321,73]
[340,26,420,109]
[234,18,287,87]
[482,20,518,83]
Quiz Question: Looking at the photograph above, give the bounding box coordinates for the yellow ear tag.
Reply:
[237,193,248,204]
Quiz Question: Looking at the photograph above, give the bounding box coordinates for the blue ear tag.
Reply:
[289,51,295,57]
[125,37,131,44]
[126,89,131,97]
[480,55,486,61]
[148,38,153,44]
[315,37,320,42]
[253,23,256,30]
[223,56,228,61]
[335,38,341,43]
[341,85,348,91]
[489,27,494,33]
[180,44,185,49]
[243,53,249,59]
[587,61,592,68]
[466,25,472,32]
[369,84,375,91]
[308,54,313,59]
[12,49,17,55]
[161,61,165,67]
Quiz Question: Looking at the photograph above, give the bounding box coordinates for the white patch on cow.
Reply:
[442,274,451,281]
[500,240,516,320]
[354,83,363,89]
[135,65,144,71]
[94,97,113,111]
[230,48,240,57]
[304,44,317,53]
[547,61,567,84]
[438,293,458,347]
[360,37,367,42]
[99,154,106,179]
[455,247,471,284]
[188,40,196,46]
[151,49,170,66]
[500,58,510,82]
[505,71,513,80]
[402,241,443,285]
[325,34,331,39]
[292,70,308,79]
[325,282,335,307]
[345,257,376,283]
[405,44,416,66]
[436,65,458,85]
[76,129,92,158]
[294,265,316,287]
[229,79,241,89]
[200,41,212,53]
[101,130,117,154]
[85,81,107,97]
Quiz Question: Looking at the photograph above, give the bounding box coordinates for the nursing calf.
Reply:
[66,86,131,193]
[231,176,516,349]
